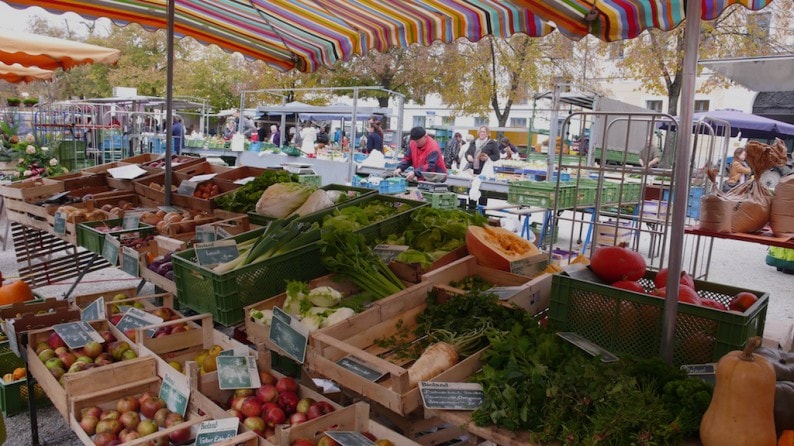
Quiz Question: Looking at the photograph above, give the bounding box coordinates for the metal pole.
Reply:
[238,92,245,134]
[280,97,286,149]
[660,0,702,363]
[349,88,359,182]
[163,0,175,206]
[395,95,404,154]
[547,81,562,179]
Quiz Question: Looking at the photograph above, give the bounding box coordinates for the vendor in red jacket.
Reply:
[393,126,447,181]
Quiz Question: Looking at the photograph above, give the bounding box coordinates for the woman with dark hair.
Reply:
[364,121,383,154]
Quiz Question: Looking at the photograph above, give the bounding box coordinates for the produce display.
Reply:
[33,331,137,383]
[214,170,299,213]
[249,281,357,333]
[141,155,197,170]
[147,251,174,280]
[466,224,541,271]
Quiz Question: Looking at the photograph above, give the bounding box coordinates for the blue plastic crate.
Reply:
[249,142,262,152]
[353,153,367,163]
[662,186,704,220]
[351,176,406,195]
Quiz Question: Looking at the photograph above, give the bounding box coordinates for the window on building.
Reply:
[646,100,663,113]
[412,116,426,128]
[609,42,624,59]
[473,116,488,127]
[510,117,527,128]
[441,116,455,127]
[694,100,710,113]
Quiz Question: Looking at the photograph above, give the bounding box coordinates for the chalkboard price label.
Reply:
[81,297,106,321]
[102,234,120,266]
[419,381,485,411]
[122,212,141,230]
[216,355,261,390]
[194,418,239,446]
[325,432,376,446]
[177,180,199,197]
[268,308,308,364]
[272,306,291,324]
[121,246,140,277]
[373,244,409,264]
[195,240,239,267]
[195,225,216,243]
[116,307,163,338]
[216,226,233,240]
[53,211,67,235]
[336,356,386,382]
[52,321,104,350]
[681,363,717,386]
[159,371,190,417]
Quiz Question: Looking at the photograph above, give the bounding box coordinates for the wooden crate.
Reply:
[132,172,190,207]
[134,313,248,380]
[423,409,533,446]
[369,402,471,446]
[214,166,272,186]
[138,155,206,175]
[0,299,80,356]
[74,290,179,321]
[26,320,153,421]
[50,171,107,193]
[213,431,261,446]
[172,160,232,179]
[71,286,137,308]
[0,177,63,200]
[388,245,469,283]
[243,274,361,349]
[273,401,421,446]
[308,282,487,416]
[69,375,211,445]
[140,236,187,294]
[421,255,553,315]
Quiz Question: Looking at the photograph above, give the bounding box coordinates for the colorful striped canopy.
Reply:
[1,0,772,72]
[0,29,120,70]
[0,61,53,83]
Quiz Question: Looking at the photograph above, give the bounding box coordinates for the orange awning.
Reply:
[0,29,120,70]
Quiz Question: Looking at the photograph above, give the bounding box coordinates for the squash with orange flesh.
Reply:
[466,225,540,272]
[0,273,34,306]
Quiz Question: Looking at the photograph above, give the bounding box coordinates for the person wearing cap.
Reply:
[393,126,447,181]
[443,132,463,169]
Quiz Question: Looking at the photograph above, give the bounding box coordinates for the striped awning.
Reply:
[0,29,120,70]
[0,61,53,83]
[0,0,772,72]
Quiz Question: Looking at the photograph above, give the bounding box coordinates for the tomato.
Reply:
[653,268,696,290]
[728,292,758,312]
[699,298,727,311]
[611,280,646,294]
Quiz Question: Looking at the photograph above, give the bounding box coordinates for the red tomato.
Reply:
[611,280,646,294]
[728,292,758,312]
[700,299,728,311]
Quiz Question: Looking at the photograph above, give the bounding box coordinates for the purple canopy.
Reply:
[660,109,794,139]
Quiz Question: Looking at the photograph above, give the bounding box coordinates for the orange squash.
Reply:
[780,431,794,446]
[466,225,540,272]
[700,336,777,446]
[0,274,34,306]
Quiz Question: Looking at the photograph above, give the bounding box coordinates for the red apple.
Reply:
[92,431,118,446]
[54,346,68,356]
[116,396,140,413]
[315,401,335,414]
[118,411,140,430]
[171,324,189,333]
[243,416,266,432]
[164,412,184,428]
[138,391,157,406]
[256,384,279,404]
[289,412,308,425]
[82,341,103,359]
[140,396,166,419]
[227,408,244,421]
[48,332,66,350]
[110,341,131,361]
[99,330,117,345]
[291,439,315,446]
[306,403,324,420]
[277,391,299,415]
[154,407,171,427]
[275,377,298,394]
[259,370,277,386]
[96,418,122,435]
[152,307,175,320]
[137,419,159,436]
[118,430,141,443]
[169,427,191,444]
[81,406,103,420]
[153,326,172,338]
[100,409,120,420]
[264,406,286,427]
[80,414,99,435]
[240,396,263,418]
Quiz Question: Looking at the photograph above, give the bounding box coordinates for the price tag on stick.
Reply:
[216,355,261,389]
[121,246,140,277]
[53,211,67,235]
[122,212,141,230]
[159,370,190,417]
[268,307,308,364]
[52,321,104,350]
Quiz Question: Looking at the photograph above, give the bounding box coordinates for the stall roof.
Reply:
[700,55,794,92]
[257,101,391,121]
[534,91,597,110]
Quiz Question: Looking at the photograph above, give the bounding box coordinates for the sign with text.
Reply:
[325,432,376,446]
[52,321,104,350]
[195,240,239,267]
[176,180,199,197]
[336,356,386,382]
[419,381,485,411]
[509,254,547,277]
[194,418,239,446]
[195,225,216,243]
[122,212,142,230]
[216,355,261,389]
[216,226,233,240]
[53,211,67,235]
[121,246,140,277]
[268,307,308,364]
[115,307,163,338]
[159,370,190,417]
[102,234,120,266]
[681,363,717,386]
[81,297,106,322]
[373,244,409,264]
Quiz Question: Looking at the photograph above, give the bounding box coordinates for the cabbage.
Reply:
[288,189,335,217]
[322,307,355,328]
[307,286,343,307]
[255,183,314,218]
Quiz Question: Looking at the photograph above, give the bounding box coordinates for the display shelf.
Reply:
[685,226,794,249]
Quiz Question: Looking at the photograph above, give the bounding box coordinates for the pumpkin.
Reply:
[0,274,34,306]
[465,225,540,272]
[780,430,794,446]
[700,336,777,446]
[589,243,646,283]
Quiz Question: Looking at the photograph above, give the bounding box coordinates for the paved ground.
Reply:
[0,208,791,444]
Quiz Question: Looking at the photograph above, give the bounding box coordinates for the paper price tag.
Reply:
[160,370,190,417]
[177,180,199,196]
[122,212,141,230]
[53,211,67,235]
[194,418,239,446]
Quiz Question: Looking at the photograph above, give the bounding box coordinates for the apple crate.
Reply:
[75,290,180,321]
[273,401,421,446]
[367,402,468,446]
[422,255,552,315]
[172,228,328,326]
[214,166,274,186]
[308,281,487,416]
[547,271,769,366]
[51,171,108,194]
[72,286,137,310]
[134,313,248,380]
[213,431,261,446]
[243,274,362,349]
[0,298,81,355]
[77,218,156,255]
[0,341,50,417]
[69,375,210,446]
[25,319,153,420]
[138,154,206,175]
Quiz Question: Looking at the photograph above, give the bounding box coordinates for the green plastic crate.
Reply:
[312,194,427,244]
[548,271,768,366]
[247,184,377,227]
[422,192,458,209]
[172,228,327,326]
[77,218,156,255]
[0,342,50,417]
[507,181,592,209]
[298,174,322,188]
[619,182,642,203]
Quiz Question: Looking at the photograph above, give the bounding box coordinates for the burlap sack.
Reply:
[771,174,794,237]
[699,194,733,232]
